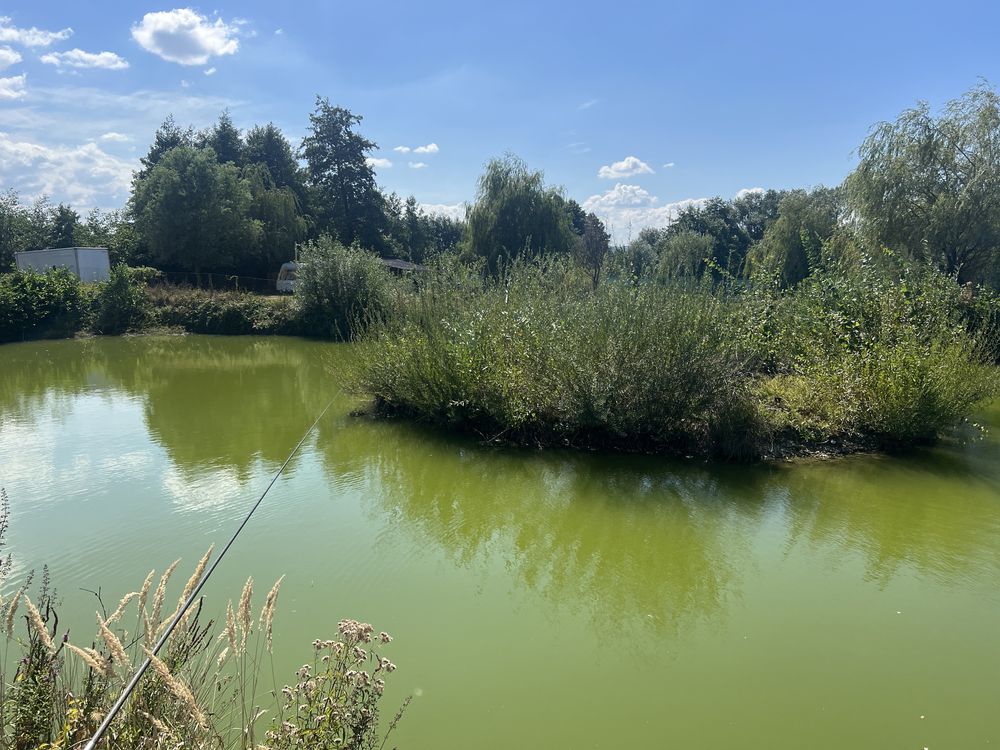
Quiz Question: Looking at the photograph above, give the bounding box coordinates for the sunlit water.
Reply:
[1,336,998,749]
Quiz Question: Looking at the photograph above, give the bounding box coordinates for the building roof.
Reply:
[379,257,428,272]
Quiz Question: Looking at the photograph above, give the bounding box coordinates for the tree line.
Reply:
[2,83,1000,289]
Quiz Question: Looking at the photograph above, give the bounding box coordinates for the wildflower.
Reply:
[379,631,393,644]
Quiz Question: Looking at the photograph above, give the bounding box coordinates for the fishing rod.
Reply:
[83,397,336,750]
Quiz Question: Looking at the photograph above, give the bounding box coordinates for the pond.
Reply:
[1,335,998,749]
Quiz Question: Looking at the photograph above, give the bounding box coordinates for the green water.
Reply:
[1,336,998,749]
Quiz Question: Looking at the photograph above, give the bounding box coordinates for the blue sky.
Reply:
[2,0,1000,240]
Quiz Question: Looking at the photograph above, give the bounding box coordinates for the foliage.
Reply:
[464,154,578,273]
[132,146,260,275]
[0,268,86,343]
[92,265,155,335]
[148,284,301,336]
[294,237,398,340]
[573,212,611,288]
[356,255,999,459]
[0,513,406,750]
[846,82,1000,284]
[301,99,386,250]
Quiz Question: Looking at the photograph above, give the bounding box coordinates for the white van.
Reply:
[276,261,298,293]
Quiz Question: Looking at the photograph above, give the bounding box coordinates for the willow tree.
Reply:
[846,83,1000,283]
[464,154,576,273]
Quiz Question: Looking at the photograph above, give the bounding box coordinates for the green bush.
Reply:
[92,264,155,334]
[0,268,86,343]
[295,237,398,340]
[148,284,301,335]
[357,259,766,459]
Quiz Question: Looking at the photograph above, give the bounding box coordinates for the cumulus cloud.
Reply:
[40,49,129,70]
[0,46,21,70]
[734,187,765,199]
[0,16,72,47]
[0,74,26,100]
[394,143,438,154]
[99,132,130,142]
[582,183,707,243]
[408,161,428,169]
[597,156,654,179]
[131,9,241,66]
[365,156,392,168]
[419,202,465,221]
[0,131,135,206]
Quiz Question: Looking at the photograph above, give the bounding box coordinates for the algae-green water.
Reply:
[1,336,998,749]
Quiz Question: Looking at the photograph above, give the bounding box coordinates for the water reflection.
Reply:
[2,336,999,644]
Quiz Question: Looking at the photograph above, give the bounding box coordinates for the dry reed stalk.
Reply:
[24,596,55,653]
[238,577,253,651]
[97,614,130,670]
[106,591,139,625]
[225,602,238,654]
[66,643,110,677]
[138,569,156,612]
[151,559,181,627]
[143,647,207,728]
[259,575,284,652]
[178,545,214,608]
[4,589,21,638]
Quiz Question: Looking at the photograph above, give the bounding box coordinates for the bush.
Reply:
[92,264,155,334]
[357,259,766,459]
[295,237,397,340]
[148,284,301,335]
[0,268,86,343]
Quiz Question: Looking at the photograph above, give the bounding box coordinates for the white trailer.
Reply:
[14,247,111,282]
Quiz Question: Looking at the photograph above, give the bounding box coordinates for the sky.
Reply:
[2,0,1000,241]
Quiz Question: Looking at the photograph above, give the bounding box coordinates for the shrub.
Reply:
[92,264,155,334]
[0,268,86,343]
[295,237,397,340]
[148,284,301,335]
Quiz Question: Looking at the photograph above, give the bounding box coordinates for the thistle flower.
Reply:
[144,647,207,728]
[25,596,55,653]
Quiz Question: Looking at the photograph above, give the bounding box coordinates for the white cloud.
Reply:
[408,161,428,169]
[131,9,241,66]
[413,142,439,154]
[0,74,26,100]
[597,155,654,179]
[582,183,707,243]
[180,79,191,88]
[274,28,284,35]
[578,98,598,110]
[203,66,217,76]
[99,132,130,142]
[393,145,410,153]
[0,16,72,48]
[663,162,675,168]
[0,46,21,70]
[419,202,465,221]
[366,157,392,168]
[734,187,765,199]
[40,49,129,70]
[567,142,591,154]
[0,131,135,206]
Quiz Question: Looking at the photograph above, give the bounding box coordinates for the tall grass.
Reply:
[0,488,407,750]
[355,255,999,459]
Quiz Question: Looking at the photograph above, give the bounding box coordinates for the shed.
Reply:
[14,247,111,282]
